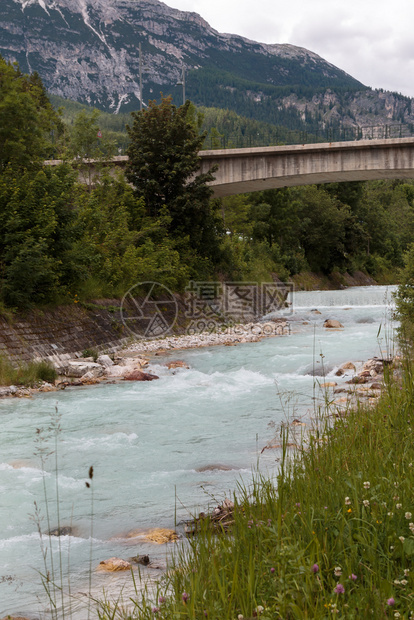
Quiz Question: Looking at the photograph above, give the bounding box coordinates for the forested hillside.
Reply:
[1,57,414,313]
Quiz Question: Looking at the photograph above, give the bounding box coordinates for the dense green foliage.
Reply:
[1,59,413,310]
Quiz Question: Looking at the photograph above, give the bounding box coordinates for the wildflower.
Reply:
[396,504,402,509]
[255,606,264,615]
[406,512,413,519]
[363,500,370,507]
[349,574,357,581]
[409,463,413,468]
[394,580,401,585]
[363,481,371,489]
[182,592,189,603]
[238,616,244,620]
[159,597,166,604]
[334,583,345,594]
[152,608,159,614]
[388,512,394,517]
[395,613,401,618]
[347,508,352,513]
[345,497,351,505]
[401,579,408,586]
[404,569,410,576]
[334,567,342,577]
[390,546,395,550]
[312,564,319,573]
[394,482,399,488]
[399,536,405,543]
[409,523,414,533]
[270,567,275,573]
[324,506,328,510]
[387,598,395,606]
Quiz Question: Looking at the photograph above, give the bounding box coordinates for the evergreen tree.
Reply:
[126,96,224,266]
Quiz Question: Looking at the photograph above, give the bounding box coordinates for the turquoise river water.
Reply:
[0,285,397,617]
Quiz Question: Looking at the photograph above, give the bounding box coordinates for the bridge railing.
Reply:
[201,123,414,150]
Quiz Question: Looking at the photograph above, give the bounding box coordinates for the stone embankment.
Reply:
[0,320,289,398]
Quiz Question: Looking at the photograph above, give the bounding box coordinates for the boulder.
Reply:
[145,528,178,544]
[96,354,114,368]
[341,362,356,371]
[123,370,159,381]
[97,557,132,572]
[166,360,189,370]
[59,361,104,378]
[347,376,368,384]
[80,372,101,384]
[128,554,150,566]
[48,526,74,537]
[370,383,383,390]
[320,381,337,388]
[310,309,322,314]
[323,319,344,329]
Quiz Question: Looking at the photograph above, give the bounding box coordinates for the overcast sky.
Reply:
[166,0,414,98]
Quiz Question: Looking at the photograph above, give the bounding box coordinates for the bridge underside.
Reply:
[198,138,414,197]
[210,168,414,197]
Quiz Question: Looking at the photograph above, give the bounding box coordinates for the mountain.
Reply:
[1,0,414,134]
[0,0,361,109]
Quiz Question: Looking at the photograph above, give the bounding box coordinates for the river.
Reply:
[0,285,396,617]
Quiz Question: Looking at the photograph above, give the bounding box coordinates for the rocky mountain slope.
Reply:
[1,0,414,133]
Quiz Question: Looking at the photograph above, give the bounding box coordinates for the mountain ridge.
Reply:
[0,0,363,114]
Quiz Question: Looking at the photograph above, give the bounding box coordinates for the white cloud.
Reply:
[165,0,414,97]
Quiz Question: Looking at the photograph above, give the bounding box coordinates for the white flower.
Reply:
[405,512,412,519]
[345,497,351,505]
[409,463,413,468]
[363,481,370,489]
[404,568,410,576]
[363,500,370,507]
[388,512,394,517]
[409,523,414,533]
[396,504,402,509]
[255,607,264,615]
[401,579,408,585]
[394,613,401,618]
[238,615,244,620]
[394,482,399,488]
[334,566,342,577]
[394,579,401,585]
[390,546,395,550]
[399,536,405,543]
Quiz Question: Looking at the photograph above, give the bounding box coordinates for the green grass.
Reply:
[95,358,414,619]
[0,356,57,386]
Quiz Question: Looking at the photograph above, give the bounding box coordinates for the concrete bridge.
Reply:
[198,137,414,197]
[46,137,414,196]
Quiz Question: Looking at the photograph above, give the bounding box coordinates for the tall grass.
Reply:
[0,355,57,386]
[97,358,414,619]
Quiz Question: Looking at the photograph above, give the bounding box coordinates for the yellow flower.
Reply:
[347,508,352,513]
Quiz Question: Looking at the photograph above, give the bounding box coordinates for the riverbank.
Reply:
[97,356,412,619]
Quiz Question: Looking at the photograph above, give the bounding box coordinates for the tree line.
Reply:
[1,55,414,311]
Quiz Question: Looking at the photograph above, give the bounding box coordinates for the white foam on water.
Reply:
[0,285,398,614]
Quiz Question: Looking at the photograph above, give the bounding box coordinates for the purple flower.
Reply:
[159,596,166,604]
[334,583,345,594]
[387,598,395,606]
[349,574,357,581]
[270,567,275,573]
[312,564,319,573]
[182,592,190,603]
[152,607,159,614]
